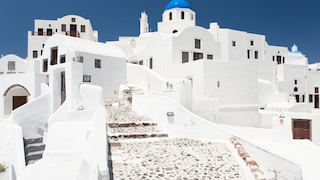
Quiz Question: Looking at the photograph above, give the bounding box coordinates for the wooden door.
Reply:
[13,96,27,110]
[70,24,77,37]
[292,120,311,140]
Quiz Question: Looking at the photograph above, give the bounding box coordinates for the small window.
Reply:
[8,61,15,71]
[169,12,172,20]
[315,87,319,94]
[60,55,66,63]
[95,59,101,68]
[193,52,203,61]
[172,30,178,34]
[43,59,48,72]
[33,50,38,58]
[254,51,259,59]
[81,25,86,32]
[207,54,213,60]
[181,11,185,20]
[283,57,285,64]
[51,47,58,65]
[149,58,153,69]
[232,41,236,47]
[182,52,189,63]
[71,18,76,22]
[250,40,254,46]
[61,24,66,32]
[309,94,313,103]
[83,75,91,82]
[195,39,201,49]
[294,79,298,85]
[272,56,275,61]
[191,14,194,20]
[217,81,220,88]
[139,60,143,65]
[294,87,298,92]
[38,28,43,36]
[47,29,53,36]
[247,50,250,59]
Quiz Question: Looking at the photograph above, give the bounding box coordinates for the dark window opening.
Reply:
[207,54,213,60]
[254,51,259,59]
[277,56,282,64]
[309,94,313,103]
[81,25,86,32]
[51,47,58,65]
[60,55,66,63]
[193,52,203,61]
[247,50,250,59]
[33,50,38,58]
[38,28,44,36]
[173,30,178,34]
[149,58,153,69]
[181,11,185,19]
[294,87,298,92]
[182,52,189,63]
[139,60,143,65]
[315,87,319,94]
[61,24,66,32]
[95,59,101,68]
[47,29,53,36]
[43,59,48,72]
[71,18,76,22]
[250,40,254,46]
[195,39,201,49]
[83,75,91,82]
[169,12,172,20]
[8,61,15,71]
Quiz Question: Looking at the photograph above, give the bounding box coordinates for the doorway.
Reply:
[70,24,77,37]
[12,96,27,110]
[61,71,66,104]
[315,95,319,108]
[292,119,311,140]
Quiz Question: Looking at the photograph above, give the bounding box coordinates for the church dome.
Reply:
[165,0,192,10]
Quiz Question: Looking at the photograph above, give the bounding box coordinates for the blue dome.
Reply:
[165,0,192,10]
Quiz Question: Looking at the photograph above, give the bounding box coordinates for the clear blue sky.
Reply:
[0,0,319,63]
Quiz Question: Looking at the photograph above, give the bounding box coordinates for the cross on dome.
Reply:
[165,0,192,10]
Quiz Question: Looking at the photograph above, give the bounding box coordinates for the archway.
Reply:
[3,84,31,115]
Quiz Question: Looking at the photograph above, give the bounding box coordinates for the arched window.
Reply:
[169,12,172,20]
[181,11,185,20]
[294,87,298,92]
[172,30,178,34]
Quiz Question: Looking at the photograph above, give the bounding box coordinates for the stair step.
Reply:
[108,122,158,128]
[24,137,43,145]
[25,143,46,153]
[109,133,168,140]
[26,152,43,163]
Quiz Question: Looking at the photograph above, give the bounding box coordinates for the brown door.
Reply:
[61,71,66,104]
[70,24,77,37]
[13,96,27,110]
[292,120,311,140]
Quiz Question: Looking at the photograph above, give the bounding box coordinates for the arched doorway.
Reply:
[3,84,30,115]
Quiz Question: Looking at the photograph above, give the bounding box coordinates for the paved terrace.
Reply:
[106,106,246,180]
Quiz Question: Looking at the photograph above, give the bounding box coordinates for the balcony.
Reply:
[31,31,80,38]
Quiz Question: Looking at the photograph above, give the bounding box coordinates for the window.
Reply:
[181,11,185,20]
[294,79,298,85]
[33,50,38,58]
[207,54,213,60]
[315,87,319,94]
[83,75,91,82]
[38,28,43,36]
[254,51,259,59]
[60,55,66,63]
[43,59,48,72]
[247,50,250,59]
[95,59,101,68]
[283,57,285,64]
[193,52,203,60]
[8,61,15,71]
[81,25,86,32]
[294,87,298,92]
[272,56,275,61]
[149,58,153,69]
[61,24,66,32]
[232,41,236,47]
[172,30,178,34]
[217,81,220,88]
[182,52,189,63]
[309,94,313,103]
[139,60,143,65]
[191,14,194,20]
[250,40,254,46]
[277,56,282,64]
[195,39,201,49]
[169,12,172,20]
[51,47,58,65]
[47,29,53,36]
[71,18,76,22]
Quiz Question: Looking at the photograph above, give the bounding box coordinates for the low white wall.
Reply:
[11,92,51,137]
[239,139,303,179]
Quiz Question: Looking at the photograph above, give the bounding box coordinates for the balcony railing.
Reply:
[31,31,80,38]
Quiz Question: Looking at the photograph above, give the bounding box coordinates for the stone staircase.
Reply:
[24,136,45,165]
[106,106,168,142]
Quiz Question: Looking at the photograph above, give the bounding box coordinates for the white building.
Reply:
[1,0,320,179]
